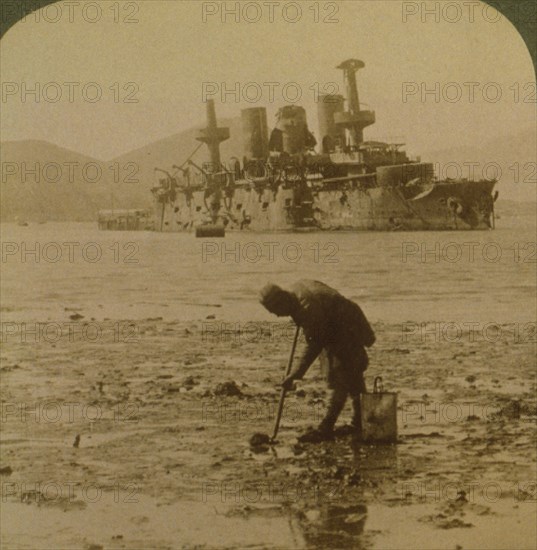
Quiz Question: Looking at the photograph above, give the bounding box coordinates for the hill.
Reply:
[0,119,243,222]
[0,140,138,222]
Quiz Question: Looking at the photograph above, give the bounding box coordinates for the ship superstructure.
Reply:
[150,59,497,233]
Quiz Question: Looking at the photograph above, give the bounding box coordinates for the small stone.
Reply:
[182,376,199,387]
[214,381,242,397]
[70,313,84,321]
[249,432,270,446]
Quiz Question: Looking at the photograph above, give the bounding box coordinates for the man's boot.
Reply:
[297,425,335,443]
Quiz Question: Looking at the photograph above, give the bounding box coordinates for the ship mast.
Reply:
[196,99,230,170]
[193,99,230,236]
[334,59,375,148]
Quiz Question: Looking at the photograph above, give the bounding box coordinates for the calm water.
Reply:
[1,217,535,325]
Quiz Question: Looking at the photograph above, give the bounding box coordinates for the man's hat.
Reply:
[259,283,288,309]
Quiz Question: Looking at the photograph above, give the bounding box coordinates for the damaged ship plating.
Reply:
[151,59,497,232]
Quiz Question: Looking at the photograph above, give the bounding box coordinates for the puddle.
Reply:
[367,499,537,550]
[2,481,536,549]
[0,491,306,549]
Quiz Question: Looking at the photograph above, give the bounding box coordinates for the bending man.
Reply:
[260,280,375,443]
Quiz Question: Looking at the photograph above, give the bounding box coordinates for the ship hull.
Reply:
[154,180,496,232]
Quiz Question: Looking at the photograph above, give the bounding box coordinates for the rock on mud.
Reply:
[182,376,200,389]
[249,432,270,446]
[214,381,243,397]
[69,313,84,321]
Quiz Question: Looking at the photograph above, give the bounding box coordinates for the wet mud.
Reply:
[1,221,535,548]
[1,318,535,549]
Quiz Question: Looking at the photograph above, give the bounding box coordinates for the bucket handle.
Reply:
[373,376,384,393]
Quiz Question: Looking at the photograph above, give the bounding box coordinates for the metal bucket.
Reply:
[360,376,397,443]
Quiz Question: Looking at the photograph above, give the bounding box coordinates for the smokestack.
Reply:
[269,105,317,155]
[317,93,344,153]
[241,107,269,160]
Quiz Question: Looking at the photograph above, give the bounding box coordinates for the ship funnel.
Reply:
[196,99,230,169]
[317,93,345,153]
[269,105,317,154]
[241,107,269,161]
[334,58,375,147]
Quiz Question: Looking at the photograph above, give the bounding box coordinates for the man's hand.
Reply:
[281,374,297,391]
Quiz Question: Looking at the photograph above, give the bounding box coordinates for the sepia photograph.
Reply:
[0,1,536,548]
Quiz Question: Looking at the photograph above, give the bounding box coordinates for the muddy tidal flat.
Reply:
[1,220,536,549]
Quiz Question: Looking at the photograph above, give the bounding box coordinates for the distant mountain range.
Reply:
[0,118,243,222]
[1,123,535,222]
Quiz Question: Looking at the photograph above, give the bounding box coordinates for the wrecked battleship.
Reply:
[151,59,498,233]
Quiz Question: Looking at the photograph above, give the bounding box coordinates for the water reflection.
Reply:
[351,442,399,487]
[294,503,368,548]
[288,445,397,548]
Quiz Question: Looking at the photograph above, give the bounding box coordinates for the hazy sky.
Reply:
[1,0,535,160]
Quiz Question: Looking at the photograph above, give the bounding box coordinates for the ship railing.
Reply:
[436,176,498,185]
[320,173,375,184]
[329,151,363,164]
[232,176,271,190]
[310,173,376,191]
[365,136,406,146]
